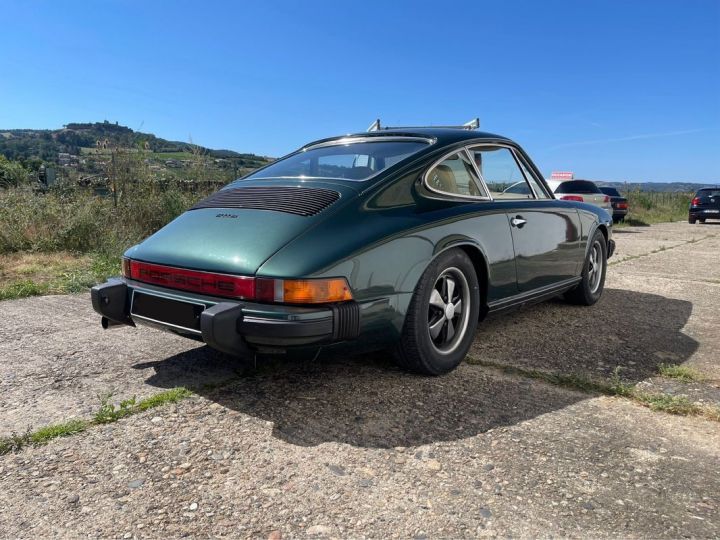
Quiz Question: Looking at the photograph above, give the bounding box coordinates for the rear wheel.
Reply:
[394,249,480,375]
[700,219,706,223]
[689,217,697,224]
[564,230,607,306]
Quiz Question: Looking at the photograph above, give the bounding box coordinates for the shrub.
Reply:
[0,181,212,257]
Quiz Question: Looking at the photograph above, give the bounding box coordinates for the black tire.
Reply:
[689,217,696,224]
[393,249,480,375]
[699,219,706,224]
[564,230,607,306]
[612,217,620,224]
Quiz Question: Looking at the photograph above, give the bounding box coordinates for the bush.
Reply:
[620,191,692,226]
[0,181,212,257]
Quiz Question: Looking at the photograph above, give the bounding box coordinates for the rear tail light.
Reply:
[617,202,628,210]
[560,195,584,202]
[691,197,701,206]
[122,258,353,304]
[125,259,255,298]
[603,195,610,203]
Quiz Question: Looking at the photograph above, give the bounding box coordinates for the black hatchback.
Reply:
[689,188,720,224]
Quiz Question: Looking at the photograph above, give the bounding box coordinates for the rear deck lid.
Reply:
[125,181,357,276]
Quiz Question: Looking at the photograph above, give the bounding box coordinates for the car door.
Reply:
[467,145,584,292]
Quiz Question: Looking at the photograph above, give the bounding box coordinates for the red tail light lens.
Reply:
[123,259,353,304]
[560,195,584,202]
[126,260,255,299]
[691,197,701,206]
[617,202,628,210]
[603,195,610,203]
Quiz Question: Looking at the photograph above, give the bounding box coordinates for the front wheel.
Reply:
[394,249,480,375]
[564,230,607,306]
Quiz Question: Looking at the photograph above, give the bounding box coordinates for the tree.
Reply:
[0,155,29,187]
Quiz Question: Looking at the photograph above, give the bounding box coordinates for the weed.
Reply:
[93,392,137,424]
[634,393,699,415]
[0,429,32,455]
[0,279,48,300]
[136,387,193,411]
[29,419,88,444]
[658,363,705,382]
[0,386,195,455]
[466,356,720,422]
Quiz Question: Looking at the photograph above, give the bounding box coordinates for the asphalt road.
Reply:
[1,221,719,538]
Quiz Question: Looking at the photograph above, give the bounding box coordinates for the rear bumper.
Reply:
[689,208,720,218]
[90,278,360,356]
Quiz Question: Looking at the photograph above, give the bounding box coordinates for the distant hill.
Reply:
[0,121,270,168]
[593,180,719,193]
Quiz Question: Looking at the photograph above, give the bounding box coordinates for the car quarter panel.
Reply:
[258,194,519,339]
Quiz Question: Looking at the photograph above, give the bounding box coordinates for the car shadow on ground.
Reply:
[137,288,696,449]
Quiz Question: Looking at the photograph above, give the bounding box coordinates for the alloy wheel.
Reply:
[427,267,471,354]
[588,240,603,294]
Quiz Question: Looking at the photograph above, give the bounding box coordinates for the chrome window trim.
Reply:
[509,147,552,199]
[465,143,544,201]
[245,136,435,183]
[303,136,435,150]
[422,148,493,201]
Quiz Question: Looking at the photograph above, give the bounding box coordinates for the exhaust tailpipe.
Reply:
[101,316,124,329]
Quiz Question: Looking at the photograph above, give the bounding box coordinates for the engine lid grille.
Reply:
[190,186,340,217]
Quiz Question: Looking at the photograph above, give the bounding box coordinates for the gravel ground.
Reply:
[1,221,719,538]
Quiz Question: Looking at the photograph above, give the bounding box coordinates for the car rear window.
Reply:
[697,188,720,197]
[555,180,602,194]
[245,139,429,182]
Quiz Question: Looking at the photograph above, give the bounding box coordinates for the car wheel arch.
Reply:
[428,240,489,318]
[584,222,609,257]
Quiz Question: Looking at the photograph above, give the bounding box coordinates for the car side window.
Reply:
[516,156,551,199]
[468,146,535,200]
[426,151,487,198]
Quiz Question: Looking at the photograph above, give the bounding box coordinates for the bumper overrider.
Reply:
[90,278,360,356]
[607,238,616,258]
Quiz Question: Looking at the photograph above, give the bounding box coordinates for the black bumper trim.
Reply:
[237,315,333,339]
[91,279,360,354]
[91,279,134,326]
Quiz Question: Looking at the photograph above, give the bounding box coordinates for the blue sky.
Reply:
[1,0,718,182]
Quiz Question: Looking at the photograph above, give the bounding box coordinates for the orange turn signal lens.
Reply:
[282,278,353,303]
[255,277,353,304]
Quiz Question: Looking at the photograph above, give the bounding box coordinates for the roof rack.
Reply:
[367,117,480,132]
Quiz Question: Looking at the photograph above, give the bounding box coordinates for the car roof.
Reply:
[303,128,514,150]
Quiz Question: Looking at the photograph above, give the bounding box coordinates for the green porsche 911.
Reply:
[92,119,614,375]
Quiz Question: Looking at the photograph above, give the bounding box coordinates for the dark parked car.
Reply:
[689,187,720,224]
[599,187,629,223]
[92,121,614,375]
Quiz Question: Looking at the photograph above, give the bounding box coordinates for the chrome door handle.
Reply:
[511,216,527,228]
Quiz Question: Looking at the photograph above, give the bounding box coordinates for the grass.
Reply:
[615,191,693,227]
[658,363,705,382]
[466,356,720,422]
[0,252,121,301]
[0,387,194,456]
